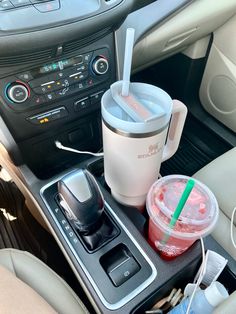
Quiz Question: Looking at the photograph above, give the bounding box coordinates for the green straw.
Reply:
[161,178,196,245]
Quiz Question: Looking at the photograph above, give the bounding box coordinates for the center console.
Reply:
[41,169,157,310]
[38,161,201,313]
[34,157,236,313]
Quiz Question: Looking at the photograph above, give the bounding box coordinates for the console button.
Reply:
[85,78,95,88]
[83,52,93,63]
[33,86,48,94]
[108,256,140,287]
[75,64,88,72]
[32,94,46,105]
[17,72,33,82]
[74,81,86,91]
[45,92,56,102]
[33,79,59,93]
[29,77,54,89]
[0,1,14,10]
[55,85,74,98]
[11,0,30,7]
[68,71,88,84]
[7,83,29,103]
[92,57,109,75]
[73,55,83,65]
[53,70,69,80]
[27,107,68,125]
[90,90,104,105]
[46,78,70,92]
[74,97,90,111]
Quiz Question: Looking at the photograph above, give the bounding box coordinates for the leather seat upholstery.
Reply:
[194,148,236,260]
[0,248,89,314]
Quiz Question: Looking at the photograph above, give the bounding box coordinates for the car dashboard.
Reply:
[0,0,192,179]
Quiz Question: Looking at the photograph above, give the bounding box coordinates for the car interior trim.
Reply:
[115,0,193,78]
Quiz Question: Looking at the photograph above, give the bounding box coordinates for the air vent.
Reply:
[0,48,54,67]
[63,27,112,55]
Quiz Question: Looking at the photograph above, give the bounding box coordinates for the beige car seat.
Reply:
[0,248,89,314]
[194,148,236,260]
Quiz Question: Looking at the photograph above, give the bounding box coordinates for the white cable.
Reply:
[186,237,206,314]
[230,207,236,249]
[55,141,104,157]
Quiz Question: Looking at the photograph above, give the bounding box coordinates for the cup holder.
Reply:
[87,157,104,178]
[87,157,147,234]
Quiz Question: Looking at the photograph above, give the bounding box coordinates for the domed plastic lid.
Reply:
[101,81,173,134]
[146,175,219,237]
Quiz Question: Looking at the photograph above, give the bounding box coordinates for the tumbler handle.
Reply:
[162,100,187,162]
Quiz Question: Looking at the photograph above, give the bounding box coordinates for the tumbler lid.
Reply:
[101,81,172,134]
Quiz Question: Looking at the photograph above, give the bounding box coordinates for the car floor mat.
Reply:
[160,136,212,177]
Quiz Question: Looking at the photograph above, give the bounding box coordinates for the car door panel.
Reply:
[200,15,236,132]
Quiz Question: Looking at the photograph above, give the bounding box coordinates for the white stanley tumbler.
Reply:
[101,81,187,208]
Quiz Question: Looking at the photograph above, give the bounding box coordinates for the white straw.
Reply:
[121,28,135,97]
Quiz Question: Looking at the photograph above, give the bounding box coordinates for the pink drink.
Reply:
[146,175,219,260]
[148,219,197,260]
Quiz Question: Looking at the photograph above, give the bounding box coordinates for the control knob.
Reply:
[92,56,109,75]
[6,82,30,103]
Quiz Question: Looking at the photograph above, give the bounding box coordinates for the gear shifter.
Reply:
[58,169,104,235]
[58,169,118,251]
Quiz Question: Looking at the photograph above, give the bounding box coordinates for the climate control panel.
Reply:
[1,47,110,112]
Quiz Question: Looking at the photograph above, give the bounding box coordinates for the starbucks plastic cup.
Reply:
[146,175,219,260]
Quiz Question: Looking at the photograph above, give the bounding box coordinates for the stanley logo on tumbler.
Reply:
[137,143,162,159]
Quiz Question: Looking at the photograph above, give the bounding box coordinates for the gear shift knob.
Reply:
[58,169,104,234]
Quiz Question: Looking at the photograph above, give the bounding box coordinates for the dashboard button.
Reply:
[17,72,33,82]
[55,85,74,98]
[54,71,67,80]
[45,92,56,102]
[33,86,48,94]
[92,56,109,75]
[29,77,54,89]
[68,71,88,84]
[83,52,93,63]
[73,55,83,65]
[32,95,46,105]
[74,97,90,111]
[108,256,140,287]
[7,83,29,103]
[75,64,88,72]
[90,90,104,105]
[52,80,63,90]
[27,107,68,125]
[74,81,86,91]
